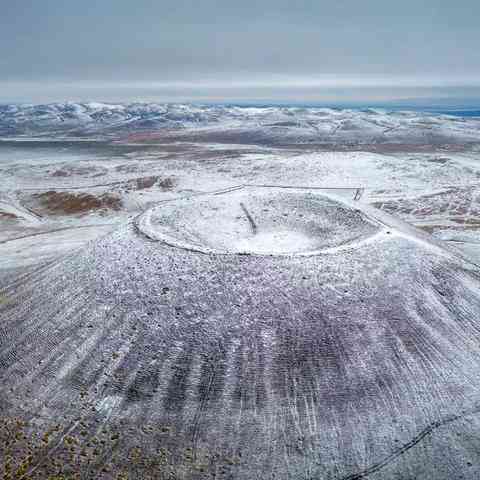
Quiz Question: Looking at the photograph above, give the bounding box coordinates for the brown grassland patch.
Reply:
[32,191,122,215]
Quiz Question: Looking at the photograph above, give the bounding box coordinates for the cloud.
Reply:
[0,0,479,101]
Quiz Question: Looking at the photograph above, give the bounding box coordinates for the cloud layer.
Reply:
[1,0,479,102]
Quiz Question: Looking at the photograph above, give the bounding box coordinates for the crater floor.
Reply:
[138,186,381,256]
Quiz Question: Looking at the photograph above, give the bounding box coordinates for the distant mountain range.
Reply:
[0,102,479,144]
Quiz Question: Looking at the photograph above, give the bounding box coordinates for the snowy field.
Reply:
[1,103,480,273]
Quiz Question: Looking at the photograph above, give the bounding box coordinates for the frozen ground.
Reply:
[1,104,480,479]
[1,112,480,269]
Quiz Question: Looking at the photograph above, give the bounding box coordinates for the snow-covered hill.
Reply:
[1,102,480,144]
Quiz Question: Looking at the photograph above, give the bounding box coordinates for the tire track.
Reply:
[341,405,480,479]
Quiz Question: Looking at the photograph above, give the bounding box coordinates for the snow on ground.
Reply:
[2,184,480,479]
[1,105,480,271]
[1,102,480,145]
[2,105,480,478]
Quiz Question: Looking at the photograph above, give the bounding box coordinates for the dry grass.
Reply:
[0,415,241,479]
[32,191,122,215]
[126,176,176,191]
[0,211,18,221]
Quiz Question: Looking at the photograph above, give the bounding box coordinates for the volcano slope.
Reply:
[1,186,480,480]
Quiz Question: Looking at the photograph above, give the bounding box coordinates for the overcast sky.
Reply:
[1,0,480,103]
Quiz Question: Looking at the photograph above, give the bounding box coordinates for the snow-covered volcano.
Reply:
[1,186,480,479]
